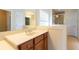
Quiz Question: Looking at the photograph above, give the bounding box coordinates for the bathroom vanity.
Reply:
[5,29,48,50]
[0,25,67,50]
[18,32,48,50]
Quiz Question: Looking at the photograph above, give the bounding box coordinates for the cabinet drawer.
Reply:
[43,32,48,38]
[18,39,33,50]
[35,34,43,44]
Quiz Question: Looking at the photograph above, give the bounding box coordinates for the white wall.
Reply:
[8,9,25,31]
[38,9,53,26]
[39,10,49,26]
[48,25,67,50]
[64,10,78,37]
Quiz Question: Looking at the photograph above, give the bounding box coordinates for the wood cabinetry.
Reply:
[34,34,44,50]
[35,39,44,50]
[18,39,33,50]
[43,32,48,50]
[18,32,48,50]
[0,10,8,31]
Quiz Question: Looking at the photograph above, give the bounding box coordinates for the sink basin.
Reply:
[25,31,36,36]
[24,28,37,36]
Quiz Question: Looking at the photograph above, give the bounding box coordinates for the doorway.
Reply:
[0,9,10,31]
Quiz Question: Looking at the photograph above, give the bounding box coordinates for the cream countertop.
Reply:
[0,40,16,50]
[5,29,48,49]
[0,31,17,50]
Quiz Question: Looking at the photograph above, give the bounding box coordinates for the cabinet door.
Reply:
[18,39,33,50]
[35,35,43,44]
[29,48,34,50]
[35,40,44,50]
[43,32,48,50]
[0,10,8,31]
[44,37,48,50]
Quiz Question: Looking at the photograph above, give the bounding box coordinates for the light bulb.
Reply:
[56,15,59,18]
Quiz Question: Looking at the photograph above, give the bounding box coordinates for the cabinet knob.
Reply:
[27,44,31,48]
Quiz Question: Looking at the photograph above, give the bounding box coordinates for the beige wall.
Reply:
[8,9,25,31]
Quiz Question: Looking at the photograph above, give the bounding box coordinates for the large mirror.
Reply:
[0,9,78,40]
[0,9,79,50]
